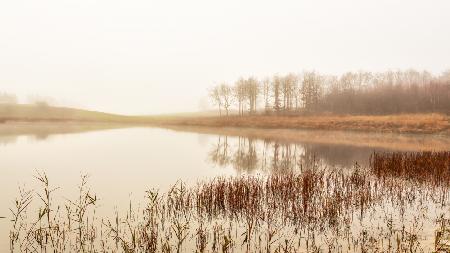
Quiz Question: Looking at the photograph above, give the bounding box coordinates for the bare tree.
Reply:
[272,75,282,113]
[301,71,322,112]
[245,77,259,114]
[233,78,246,116]
[262,78,271,113]
[282,74,297,111]
[219,84,233,116]
[209,85,222,116]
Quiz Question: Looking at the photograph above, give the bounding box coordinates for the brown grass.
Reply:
[370,151,450,186]
[2,104,448,135]
[153,113,450,134]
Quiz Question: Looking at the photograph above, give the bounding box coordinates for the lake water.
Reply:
[1,124,449,251]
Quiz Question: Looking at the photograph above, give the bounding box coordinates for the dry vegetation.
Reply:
[200,69,450,135]
[1,69,449,136]
[1,102,449,135]
[371,151,450,186]
[154,113,450,134]
[8,151,450,252]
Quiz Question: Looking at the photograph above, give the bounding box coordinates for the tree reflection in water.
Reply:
[208,135,388,173]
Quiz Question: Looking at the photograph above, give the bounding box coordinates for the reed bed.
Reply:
[371,151,450,187]
[8,151,450,252]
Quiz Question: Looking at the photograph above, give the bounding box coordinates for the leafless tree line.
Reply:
[209,69,450,115]
[209,77,260,116]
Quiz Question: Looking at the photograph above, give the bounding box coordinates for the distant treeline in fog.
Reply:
[0,92,18,104]
[0,93,56,107]
[209,69,450,115]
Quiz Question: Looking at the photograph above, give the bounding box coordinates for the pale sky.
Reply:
[0,0,449,115]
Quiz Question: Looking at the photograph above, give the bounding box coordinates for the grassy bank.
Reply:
[1,104,449,134]
[0,104,142,123]
[154,113,450,134]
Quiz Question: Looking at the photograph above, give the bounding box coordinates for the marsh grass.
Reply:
[9,151,450,252]
[155,113,450,134]
[370,151,450,187]
[435,217,450,252]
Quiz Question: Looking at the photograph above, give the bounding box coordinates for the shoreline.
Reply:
[164,125,450,152]
[148,113,450,135]
[1,104,449,135]
[0,121,449,152]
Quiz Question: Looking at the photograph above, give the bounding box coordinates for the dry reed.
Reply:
[8,151,450,252]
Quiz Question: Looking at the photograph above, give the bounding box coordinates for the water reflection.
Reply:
[1,124,449,252]
[0,122,130,145]
[169,125,450,152]
[1,123,448,172]
[207,135,387,172]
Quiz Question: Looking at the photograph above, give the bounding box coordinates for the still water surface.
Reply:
[1,124,449,251]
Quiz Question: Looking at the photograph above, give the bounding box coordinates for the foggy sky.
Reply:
[0,0,449,115]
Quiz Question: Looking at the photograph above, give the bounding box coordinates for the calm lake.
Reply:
[1,123,449,251]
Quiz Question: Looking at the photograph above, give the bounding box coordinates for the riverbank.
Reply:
[152,113,450,135]
[1,104,449,135]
